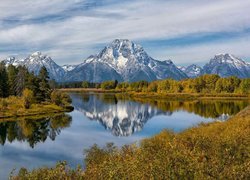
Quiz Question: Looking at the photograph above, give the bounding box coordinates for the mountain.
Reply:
[2,52,65,82]
[65,55,123,82]
[178,54,250,78]
[2,46,250,82]
[22,52,66,81]
[65,39,187,82]
[179,64,204,78]
[2,56,24,66]
[203,53,250,78]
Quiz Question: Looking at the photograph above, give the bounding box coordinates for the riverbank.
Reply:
[0,97,73,119]
[128,92,250,100]
[59,88,121,93]
[11,105,250,179]
[59,88,249,100]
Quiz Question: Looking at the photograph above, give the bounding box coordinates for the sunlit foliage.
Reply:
[12,106,250,179]
[94,75,250,94]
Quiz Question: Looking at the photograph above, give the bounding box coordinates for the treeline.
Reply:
[81,75,250,94]
[57,81,101,89]
[0,62,51,100]
[0,62,70,109]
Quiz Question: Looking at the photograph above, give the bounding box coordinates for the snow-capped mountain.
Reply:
[65,39,187,82]
[179,64,204,78]
[2,56,24,66]
[203,53,250,78]
[61,64,76,72]
[2,52,65,81]
[2,46,250,82]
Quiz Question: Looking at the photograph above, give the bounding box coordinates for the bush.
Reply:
[50,90,71,107]
[101,80,118,90]
[82,81,90,88]
[22,89,34,109]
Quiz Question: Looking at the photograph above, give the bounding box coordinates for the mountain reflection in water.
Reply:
[70,93,248,136]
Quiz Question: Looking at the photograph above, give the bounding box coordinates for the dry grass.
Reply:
[11,106,250,179]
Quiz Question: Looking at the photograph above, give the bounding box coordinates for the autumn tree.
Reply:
[22,88,34,109]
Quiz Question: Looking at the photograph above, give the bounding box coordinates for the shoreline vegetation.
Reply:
[0,97,73,120]
[58,74,250,100]
[11,105,250,179]
[60,88,250,100]
[0,63,73,119]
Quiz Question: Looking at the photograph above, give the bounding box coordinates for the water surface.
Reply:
[0,93,248,179]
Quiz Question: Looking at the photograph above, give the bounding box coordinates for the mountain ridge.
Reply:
[1,40,250,81]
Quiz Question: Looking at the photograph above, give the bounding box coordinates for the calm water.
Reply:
[0,93,249,179]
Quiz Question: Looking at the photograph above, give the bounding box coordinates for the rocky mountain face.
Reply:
[65,39,187,82]
[179,64,204,78]
[203,54,250,78]
[2,52,65,82]
[179,54,250,78]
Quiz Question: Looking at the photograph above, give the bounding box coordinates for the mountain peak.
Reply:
[180,64,204,78]
[112,38,132,44]
[31,51,43,57]
[204,53,250,78]
[212,53,245,64]
[96,39,148,69]
[105,39,143,56]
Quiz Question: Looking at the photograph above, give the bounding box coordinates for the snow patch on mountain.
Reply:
[61,64,76,72]
[180,64,204,78]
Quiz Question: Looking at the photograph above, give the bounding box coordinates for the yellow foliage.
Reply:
[12,106,250,179]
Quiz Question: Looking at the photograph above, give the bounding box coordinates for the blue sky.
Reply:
[0,0,250,66]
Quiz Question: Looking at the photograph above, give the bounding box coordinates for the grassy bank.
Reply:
[0,96,73,119]
[11,105,250,179]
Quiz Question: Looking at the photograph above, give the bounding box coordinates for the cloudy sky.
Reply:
[0,0,250,66]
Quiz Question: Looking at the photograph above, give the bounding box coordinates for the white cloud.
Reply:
[149,35,250,65]
[0,0,249,65]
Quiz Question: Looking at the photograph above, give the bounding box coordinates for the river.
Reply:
[0,92,248,179]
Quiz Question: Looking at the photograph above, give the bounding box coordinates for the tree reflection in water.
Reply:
[0,114,72,148]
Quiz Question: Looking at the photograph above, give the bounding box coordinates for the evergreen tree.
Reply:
[0,62,9,98]
[15,66,28,96]
[38,66,50,101]
[7,65,18,96]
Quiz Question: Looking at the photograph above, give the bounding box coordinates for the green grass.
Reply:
[0,96,72,119]
[11,106,250,179]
